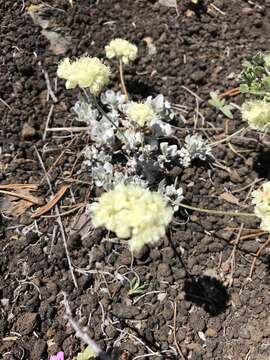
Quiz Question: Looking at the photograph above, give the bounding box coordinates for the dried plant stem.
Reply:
[210,127,246,146]
[62,292,102,354]
[0,190,41,204]
[178,203,255,217]
[219,87,240,99]
[34,147,78,288]
[173,302,186,360]
[90,93,129,143]
[46,127,89,133]
[119,60,129,101]
[248,235,270,279]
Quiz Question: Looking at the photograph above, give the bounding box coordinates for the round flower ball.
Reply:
[90,184,173,252]
[105,38,137,65]
[127,102,155,127]
[252,181,270,233]
[57,56,110,95]
[241,100,270,131]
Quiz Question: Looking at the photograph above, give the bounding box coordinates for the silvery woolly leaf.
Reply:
[73,101,99,124]
[100,90,126,108]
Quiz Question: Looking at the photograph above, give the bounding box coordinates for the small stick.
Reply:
[209,3,226,15]
[231,178,263,194]
[210,127,246,146]
[0,184,38,190]
[119,60,129,101]
[62,292,111,360]
[173,302,186,360]
[0,98,13,111]
[46,135,78,176]
[0,190,42,204]
[181,86,203,102]
[248,235,270,279]
[43,104,54,140]
[34,147,78,288]
[219,88,240,99]
[46,127,89,133]
[32,184,69,218]
[42,70,58,103]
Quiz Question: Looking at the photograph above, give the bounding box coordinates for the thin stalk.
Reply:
[119,60,129,101]
[91,95,119,129]
[178,202,255,217]
[82,89,129,144]
[210,127,247,147]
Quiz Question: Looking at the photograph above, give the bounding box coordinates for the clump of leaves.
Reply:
[239,52,270,99]
[128,276,146,296]
[209,91,234,119]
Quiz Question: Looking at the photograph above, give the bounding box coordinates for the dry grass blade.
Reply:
[0,184,38,190]
[0,189,42,204]
[0,188,44,217]
[32,184,69,218]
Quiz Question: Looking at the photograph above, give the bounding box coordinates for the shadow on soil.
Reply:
[253,149,270,179]
[183,275,230,316]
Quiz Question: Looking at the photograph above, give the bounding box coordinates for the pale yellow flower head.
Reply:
[57,56,110,95]
[241,100,270,131]
[90,184,173,252]
[105,38,138,65]
[252,181,270,233]
[126,102,155,127]
[264,53,270,67]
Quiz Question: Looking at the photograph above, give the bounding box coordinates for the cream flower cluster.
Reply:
[241,100,270,130]
[90,184,173,252]
[252,182,270,232]
[126,102,155,126]
[57,56,110,95]
[105,38,138,64]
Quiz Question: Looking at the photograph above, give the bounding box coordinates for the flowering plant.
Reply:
[252,181,270,233]
[56,39,214,252]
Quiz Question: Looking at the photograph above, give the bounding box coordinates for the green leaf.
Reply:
[220,105,234,119]
[209,92,224,110]
[239,84,249,93]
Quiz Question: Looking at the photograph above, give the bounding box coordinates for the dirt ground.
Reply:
[1,0,270,359]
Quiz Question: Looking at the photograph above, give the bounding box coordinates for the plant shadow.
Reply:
[253,149,270,179]
[126,79,156,99]
[183,275,230,316]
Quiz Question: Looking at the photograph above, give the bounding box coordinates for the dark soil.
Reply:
[1,0,270,359]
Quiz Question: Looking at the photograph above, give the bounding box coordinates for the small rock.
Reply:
[14,312,37,335]
[230,292,242,308]
[21,123,36,140]
[157,263,171,277]
[111,304,140,319]
[191,70,205,84]
[67,233,82,249]
[105,324,117,338]
[205,328,217,338]
[190,312,206,332]
[30,339,47,360]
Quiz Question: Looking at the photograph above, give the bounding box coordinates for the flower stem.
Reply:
[86,91,129,143]
[178,202,255,217]
[119,60,129,101]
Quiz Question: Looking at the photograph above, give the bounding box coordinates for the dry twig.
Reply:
[32,184,69,218]
[34,147,78,288]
